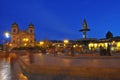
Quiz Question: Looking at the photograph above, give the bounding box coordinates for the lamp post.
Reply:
[39,41,44,48]
[5,32,10,39]
[4,32,10,59]
[63,39,69,47]
[4,32,10,51]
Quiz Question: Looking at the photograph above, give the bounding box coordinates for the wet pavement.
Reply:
[0,52,120,80]
[0,58,28,80]
[0,58,18,80]
[21,54,120,68]
[19,54,120,80]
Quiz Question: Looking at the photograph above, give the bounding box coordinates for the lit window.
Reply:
[23,38,29,42]
[23,38,26,41]
[26,38,28,41]
[24,43,27,46]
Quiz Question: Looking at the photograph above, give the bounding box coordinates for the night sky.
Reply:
[1,0,120,42]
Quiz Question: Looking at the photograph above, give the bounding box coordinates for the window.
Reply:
[30,30,32,33]
[13,40,15,43]
[30,40,32,43]
[13,29,16,32]
[13,36,15,38]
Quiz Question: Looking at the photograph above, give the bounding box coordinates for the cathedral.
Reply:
[10,23,35,48]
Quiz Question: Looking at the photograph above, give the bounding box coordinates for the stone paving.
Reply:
[18,53,120,80]
[19,53,120,67]
[0,58,18,80]
[1,51,120,80]
[0,57,28,80]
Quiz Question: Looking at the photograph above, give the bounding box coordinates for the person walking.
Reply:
[9,52,17,67]
[71,46,74,56]
[99,46,105,56]
[106,44,111,56]
[28,53,34,64]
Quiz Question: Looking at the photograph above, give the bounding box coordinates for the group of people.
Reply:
[99,44,111,56]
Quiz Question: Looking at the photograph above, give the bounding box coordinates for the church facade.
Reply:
[10,23,35,48]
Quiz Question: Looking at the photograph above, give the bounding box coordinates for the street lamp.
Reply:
[64,40,69,44]
[4,32,10,38]
[3,32,10,58]
[4,32,10,51]
[63,39,69,47]
[39,41,44,47]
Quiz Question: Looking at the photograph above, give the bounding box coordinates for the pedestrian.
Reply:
[5,51,9,60]
[9,52,17,67]
[55,47,58,56]
[99,46,104,56]
[71,47,74,56]
[99,46,102,55]
[28,53,34,64]
[106,44,111,56]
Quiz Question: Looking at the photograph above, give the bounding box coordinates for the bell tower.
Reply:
[11,22,19,48]
[28,23,34,34]
[11,22,19,34]
[27,23,35,47]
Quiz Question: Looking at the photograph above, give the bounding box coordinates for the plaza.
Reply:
[18,52,120,80]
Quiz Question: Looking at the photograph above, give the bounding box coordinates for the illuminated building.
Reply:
[11,23,35,48]
[88,37,120,51]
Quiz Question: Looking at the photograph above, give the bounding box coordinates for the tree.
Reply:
[106,31,113,39]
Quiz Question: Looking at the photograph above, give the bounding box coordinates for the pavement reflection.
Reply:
[0,58,28,80]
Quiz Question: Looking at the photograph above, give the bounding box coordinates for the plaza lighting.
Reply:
[63,40,69,44]
[40,41,44,45]
[26,38,28,41]
[57,44,60,47]
[24,43,27,46]
[73,45,76,48]
[23,38,29,42]
[94,43,98,48]
[39,41,44,47]
[105,43,108,47]
[4,32,10,38]
[117,42,120,47]
[89,43,94,48]
[23,38,26,41]
[9,43,12,47]
[4,32,10,51]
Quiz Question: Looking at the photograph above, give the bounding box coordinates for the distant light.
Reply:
[39,41,44,45]
[9,44,12,46]
[94,43,98,48]
[24,43,27,46]
[26,38,29,41]
[23,38,29,42]
[58,44,60,47]
[117,42,120,47]
[89,43,94,47]
[73,45,76,48]
[23,38,26,41]
[4,32,10,38]
[64,40,69,44]
[105,43,108,47]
